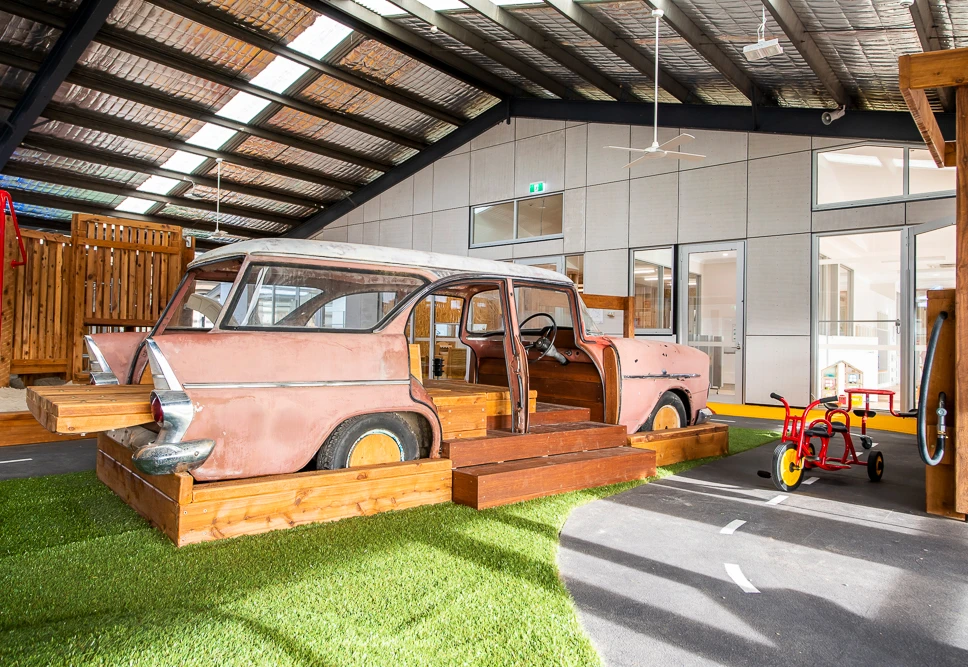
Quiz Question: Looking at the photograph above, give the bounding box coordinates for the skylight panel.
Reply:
[186,123,237,150]
[161,150,208,174]
[136,175,181,195]
[288,15,354,60]
[115,197,156,214]
[415,0,466,10]
[352,0,405,15]
[217,92,271,123]
[250,56,309,93]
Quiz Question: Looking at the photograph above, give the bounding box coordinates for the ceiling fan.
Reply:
[606,9,705,168]
[210,157,229,239]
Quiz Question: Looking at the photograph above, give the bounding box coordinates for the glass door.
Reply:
[909,219,956,406]
[678,242,745,404]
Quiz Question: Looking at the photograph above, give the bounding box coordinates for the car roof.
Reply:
[190,239,573,284]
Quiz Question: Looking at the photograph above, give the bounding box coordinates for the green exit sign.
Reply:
[529,181,546,193]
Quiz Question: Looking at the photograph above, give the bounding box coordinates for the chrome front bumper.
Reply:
[694,407,714,425]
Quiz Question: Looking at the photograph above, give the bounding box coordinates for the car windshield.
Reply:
[225,263,428,331]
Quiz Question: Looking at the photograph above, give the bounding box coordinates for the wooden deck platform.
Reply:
[97,432,453,546]
[627,423,729,466]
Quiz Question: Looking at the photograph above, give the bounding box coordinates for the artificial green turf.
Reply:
[0,427,777,667]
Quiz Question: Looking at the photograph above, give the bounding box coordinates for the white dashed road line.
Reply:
[802,477,818,485]
[724,563,760,594]
[710,418,735,423]
[720,519,746,535]
[0,458,32,465]
[766,494,788,505]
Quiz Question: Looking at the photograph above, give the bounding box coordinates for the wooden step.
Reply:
[486,402,591,430]
[452,446,657,510]
[627,423,729,466]
[441,421,628,468]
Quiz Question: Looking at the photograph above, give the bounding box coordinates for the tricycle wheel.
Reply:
[867,450,884,482]
[771,442,804,492]
[860,435,873,450]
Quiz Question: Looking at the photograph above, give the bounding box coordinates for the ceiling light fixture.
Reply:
[744,7,783,61]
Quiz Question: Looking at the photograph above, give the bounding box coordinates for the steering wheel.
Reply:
[518,312,558,361]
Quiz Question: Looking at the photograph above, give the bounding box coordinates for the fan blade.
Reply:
[606,145,652,152]
[624,152,663,169]
[656,133,695,151]
[665,150,706,162]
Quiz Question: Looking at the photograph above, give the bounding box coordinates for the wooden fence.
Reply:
[1,213,195,387]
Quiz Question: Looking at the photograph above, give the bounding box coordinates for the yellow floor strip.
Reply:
[707,402,916,435]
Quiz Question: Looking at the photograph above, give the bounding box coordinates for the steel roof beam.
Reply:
[543,0,697,104]
[384,0,577,100]
[18,133,324,210]
[148,0,465,127]
[760,0,849,108]
[2,162,299,229]
[0,92,362,193]
[639,1,761,103]
[0,0,119,170]
[908,0,954,112]
[4,189,271,239]
[304,0,528,99]
[0,43,394,174]
[0,0,428,151]
[459,0,629,101]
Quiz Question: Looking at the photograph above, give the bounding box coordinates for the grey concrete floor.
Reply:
[0,438,96,480]
[560,420,968,667]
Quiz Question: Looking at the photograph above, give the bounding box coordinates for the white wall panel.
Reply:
[747,151,811,237]
[380,177,413,219]
[515,130,566,198]
[745,335,811,405]
[679,129,747,170]
[628,125,680,178]
[749,133,809,159]
[346,223,363,244]
[906,197,956,226]
[585,180,629,251]
[413,166,434,215]
[363,221,379,245]
[317,225,347,242]
[412,212,432,251]
[512,238,564,258]
[468,245,512,260]
[746,234,810,335]
[431,208,469,256]
[432,153,470,211]
[562,187,586,254]
[347,206,363,225]
[470,142,515,205]
[629,172,678,247]
[516,118,566,140]
[678,163,747,243]
[584,248,628,296]
[586,123,631,186]
[812,202,905,232]
[471,119,514,150]
[812,137,864,150]
[363,196,381,223]
[328,214,348,228]
[565,124,587,190]
[379,216,413,249]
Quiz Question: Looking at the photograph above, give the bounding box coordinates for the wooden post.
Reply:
[925,290,962,518]
[956,86,968,516]
[0,216,16,387]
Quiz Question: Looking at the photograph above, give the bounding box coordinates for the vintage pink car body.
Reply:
[88,240,710,481]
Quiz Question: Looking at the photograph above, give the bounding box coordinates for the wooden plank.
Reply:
[582,294,634,337]
[923,290,960,517]
[10,359,69,373]
[628,423,729,467]
[955,85,968,517]
[898,47,968,90]
[899,83,947,168]
[0,217,16,387]
[442,421,628,468]
[947,141,957,169]
[487,402,590,430]
[452,446,656,510]
[96,442,180,543]
[98,431,193,504]
[0,411,85,447]
[180,462,452,546]
[27,384,153,434]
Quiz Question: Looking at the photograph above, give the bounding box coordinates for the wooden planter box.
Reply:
[96,432,453,546]
[627,423,729,466]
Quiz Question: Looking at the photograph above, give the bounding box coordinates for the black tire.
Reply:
[860,435,873,450]
[317,413,420,470]
[867,450,884,482]
[641,392,688,431]
[771,442,804,493]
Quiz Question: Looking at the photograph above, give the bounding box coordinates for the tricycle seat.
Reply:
[853,409,876,418]
[830,422,849,434]
[805,425,832,439]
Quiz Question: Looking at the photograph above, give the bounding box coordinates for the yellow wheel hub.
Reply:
[653,405,682,430]
[348,430,402,467]
[779,447,803,487]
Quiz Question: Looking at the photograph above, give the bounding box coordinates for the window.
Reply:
[471,194,563,246]
[514,286,574,330]
[226,264,426,331]
[815,144,955,208]
[468,289,504,333]
[565,255,584,292]
[631,248,673,332]
[165,259,242,331]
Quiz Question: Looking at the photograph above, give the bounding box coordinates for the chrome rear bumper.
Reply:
[694,407,714,425]
[131,438,215,475]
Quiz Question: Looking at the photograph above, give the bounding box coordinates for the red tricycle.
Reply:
[766,390,902,492]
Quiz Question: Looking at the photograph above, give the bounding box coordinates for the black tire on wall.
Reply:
[640,392,688,432]
[317,413,420,470]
